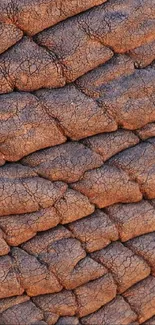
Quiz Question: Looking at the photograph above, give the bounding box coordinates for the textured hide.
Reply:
[0,1,155,324]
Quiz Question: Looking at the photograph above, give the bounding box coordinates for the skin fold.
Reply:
[0,0,155,324]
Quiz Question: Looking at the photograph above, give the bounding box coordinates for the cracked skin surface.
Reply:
[0,0,155,324]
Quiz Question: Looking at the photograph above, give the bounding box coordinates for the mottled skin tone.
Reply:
[0,0,155,324]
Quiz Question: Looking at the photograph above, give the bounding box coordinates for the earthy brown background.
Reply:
[0,0,155,324]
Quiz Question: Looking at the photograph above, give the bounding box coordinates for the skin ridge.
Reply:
[0,0,155,324]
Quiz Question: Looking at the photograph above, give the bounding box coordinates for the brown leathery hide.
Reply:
[0,0,155,324]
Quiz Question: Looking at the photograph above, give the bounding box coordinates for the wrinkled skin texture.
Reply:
[0,0,155,324]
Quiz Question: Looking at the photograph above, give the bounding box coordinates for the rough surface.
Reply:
[0,0,155,323]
